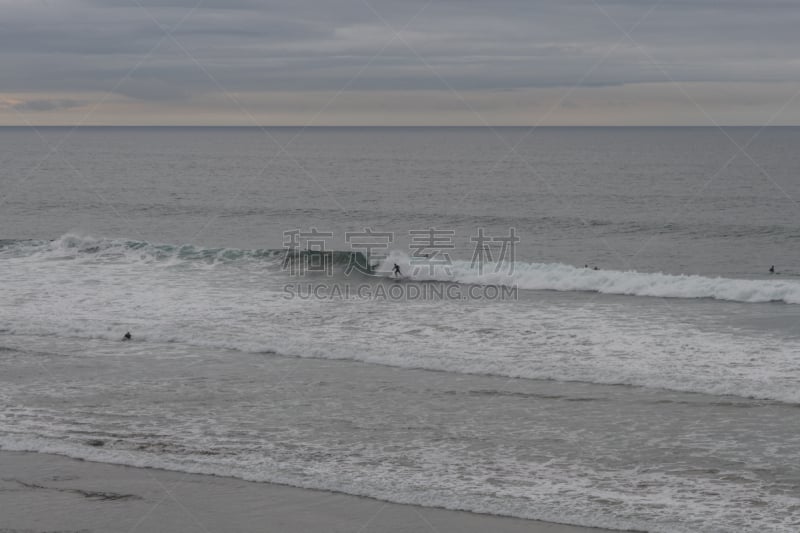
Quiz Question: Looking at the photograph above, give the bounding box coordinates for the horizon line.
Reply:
[0,124,797,128]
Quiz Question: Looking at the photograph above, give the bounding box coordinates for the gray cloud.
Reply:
[1,0,799,119]
[12,98,86,111]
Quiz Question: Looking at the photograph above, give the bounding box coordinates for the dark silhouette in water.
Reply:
[769,265,775,274]
[122,332,131,341]
[393,263,402,278]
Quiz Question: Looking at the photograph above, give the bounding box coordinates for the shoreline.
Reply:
[0,450,616,533]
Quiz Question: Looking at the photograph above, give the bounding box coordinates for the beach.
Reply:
[0,451,607,533]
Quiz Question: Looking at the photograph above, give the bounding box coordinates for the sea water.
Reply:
[1,127,799,532]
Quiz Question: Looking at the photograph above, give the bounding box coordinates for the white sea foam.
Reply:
[5,307,800,405]
[4,234,800,533]
[0,436,691,532]
[1,422,796,533]
[3,234,800,404]
[378,250,800,304]
[8,235,800,304]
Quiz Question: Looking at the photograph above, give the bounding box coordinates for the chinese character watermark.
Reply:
[282,228,334,276]
[470,227,519,274]
[345,228,394,275]
[280,226,520,278]
[408,227,455,276]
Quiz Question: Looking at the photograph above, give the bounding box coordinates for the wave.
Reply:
[0,234,372,273]
[6,325,800,405]
[378,251,800,304]
[0,435,668,533]
[4,234,800,304]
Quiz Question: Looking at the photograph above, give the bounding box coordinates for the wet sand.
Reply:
[0,450,614,533]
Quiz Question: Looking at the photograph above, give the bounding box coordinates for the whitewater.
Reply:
[380,251,800,304]
[2,126,800,533]
[3,234,800,405]
[9,234,800,304]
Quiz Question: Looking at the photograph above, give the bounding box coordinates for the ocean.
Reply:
[1,126,799,532]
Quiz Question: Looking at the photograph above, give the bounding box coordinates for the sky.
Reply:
[2,0,800,126]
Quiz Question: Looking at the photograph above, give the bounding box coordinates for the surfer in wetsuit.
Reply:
[122,332,132,341]
[393,263,401,278]
[770,265,775,274]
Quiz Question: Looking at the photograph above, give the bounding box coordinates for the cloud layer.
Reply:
[2,0,799,124]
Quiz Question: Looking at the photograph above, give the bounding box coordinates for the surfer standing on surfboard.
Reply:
[393,263,401,278]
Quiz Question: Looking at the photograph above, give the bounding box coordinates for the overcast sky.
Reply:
[2,0,800,125]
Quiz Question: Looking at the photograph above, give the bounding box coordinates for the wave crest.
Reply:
[2,234,371,272]
[378,251,800,304]
[4,235,799,304]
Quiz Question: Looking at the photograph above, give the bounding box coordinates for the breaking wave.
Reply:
[378,251,800,304]
[0,234,371,272]
[4,234,799,304]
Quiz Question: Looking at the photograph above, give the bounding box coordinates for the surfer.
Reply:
[392,263,402,278]
[769,265,775,274]
[122,332,131,341]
